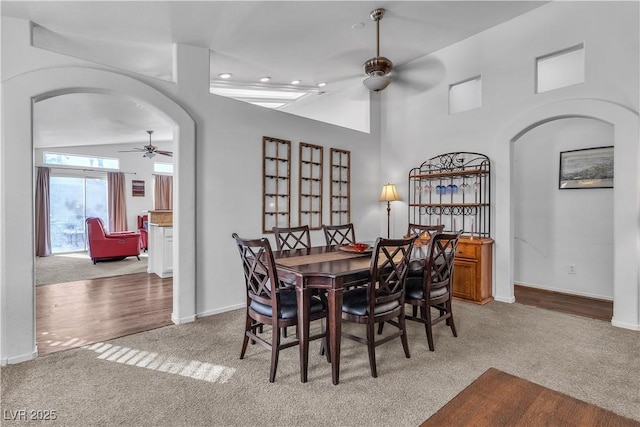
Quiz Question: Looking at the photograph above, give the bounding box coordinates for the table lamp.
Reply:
[379,183,400,238]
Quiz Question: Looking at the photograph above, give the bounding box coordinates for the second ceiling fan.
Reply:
[119,130,173,158]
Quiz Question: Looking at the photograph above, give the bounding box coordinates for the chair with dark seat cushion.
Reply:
[322,223,356,246]
[341,235,417,378]
[271,225,314,337]
[404,223,445,317]
[404,231,461,351]
[272,225,311,251]
[232,233,327,382]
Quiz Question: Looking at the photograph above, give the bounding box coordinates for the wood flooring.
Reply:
[35,279,610,357]
[421,368,640,426]
[36,272,172,356]
[514,284,613,322]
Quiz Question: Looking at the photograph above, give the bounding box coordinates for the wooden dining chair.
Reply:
[272,225,311,251]
[406,223,444,241]
[404,231,461,351]
[405,223,445,317]
[232,233,327,382]
[341,235,417,378]
[271,225,313,337]
[322,223,356,246]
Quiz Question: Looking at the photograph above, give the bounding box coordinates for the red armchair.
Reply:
[137,214,148,251]
[86,217,141,264]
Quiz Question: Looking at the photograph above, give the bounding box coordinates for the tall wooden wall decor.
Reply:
[330,148,351,225]
[298,142,323,229]
[262,136,291,233]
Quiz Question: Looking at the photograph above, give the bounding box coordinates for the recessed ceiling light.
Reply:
[317,82,327,88]
[218,73,232,79]
[352,22,365,30]
[291,80,301,85]
[259,76,271,82]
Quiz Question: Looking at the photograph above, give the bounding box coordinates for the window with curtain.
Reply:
[154,174,173,210]
[47,171,108,254]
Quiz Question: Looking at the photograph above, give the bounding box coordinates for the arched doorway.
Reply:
[513,117,614,299]
[1,67,196,363]
[494,99,640,331]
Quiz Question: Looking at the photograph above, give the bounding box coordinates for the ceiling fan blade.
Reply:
[118,148,145,153]
[156,151,173,157]
[391,56,446,94]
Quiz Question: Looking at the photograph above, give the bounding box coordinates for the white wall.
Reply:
[381,2,639,326]
[34,141,174,231]
[1,16,382,363]
[513,118,614,299]
[281,82,371,134]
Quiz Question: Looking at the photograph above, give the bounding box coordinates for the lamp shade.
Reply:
[363,75,391,92]
[379,183,400,202]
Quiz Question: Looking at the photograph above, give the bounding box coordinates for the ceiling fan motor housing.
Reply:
[363,56,393,77]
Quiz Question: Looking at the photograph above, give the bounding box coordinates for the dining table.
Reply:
[272,244,373,385]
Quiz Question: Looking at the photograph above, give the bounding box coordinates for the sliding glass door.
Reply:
[50,176,108,253]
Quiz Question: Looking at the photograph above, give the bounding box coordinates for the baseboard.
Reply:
[197,303,244,319]
[168,304,245,324]
[611,318,640,331]
[514,282,613,302]
[493,295,516,303]
[171,313,196,324]
[0,349,37,366]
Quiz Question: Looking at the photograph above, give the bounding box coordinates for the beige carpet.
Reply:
[36,252,148,285]
[1,300,639,426]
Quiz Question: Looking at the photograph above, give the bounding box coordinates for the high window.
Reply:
[536,44,585,93]
[449,76,482,114]
[43,152,119,170]
[154,162,173,174]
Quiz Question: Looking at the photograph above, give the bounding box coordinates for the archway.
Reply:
[1,67,196,364]
[494,99,640,330]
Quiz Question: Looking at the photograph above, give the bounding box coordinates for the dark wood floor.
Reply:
[36,272,173,355]
[514,284,613,322]
[421,368,639,426]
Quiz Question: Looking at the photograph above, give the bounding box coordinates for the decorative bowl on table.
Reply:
[340,242,371,253]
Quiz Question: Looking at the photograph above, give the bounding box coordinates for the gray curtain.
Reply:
[108,172,128,232]
[154,175,173,210]
[35,167,51,256]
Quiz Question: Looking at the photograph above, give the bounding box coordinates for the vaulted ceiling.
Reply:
[2,1,546,147]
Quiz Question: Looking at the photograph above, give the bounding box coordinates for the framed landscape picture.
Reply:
[559,146,614,189]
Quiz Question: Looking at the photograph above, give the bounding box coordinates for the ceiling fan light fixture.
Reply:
[363,75,391,92]
[143,151,156,159]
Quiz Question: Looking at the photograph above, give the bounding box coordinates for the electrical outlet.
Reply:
[568,264,576,275]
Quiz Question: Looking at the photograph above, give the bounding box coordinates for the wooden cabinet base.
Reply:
[453,236,493,304]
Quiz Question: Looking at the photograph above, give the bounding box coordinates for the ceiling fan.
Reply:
[119,130,172,158]
[356,8,444,95]
[363,8,393,92]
